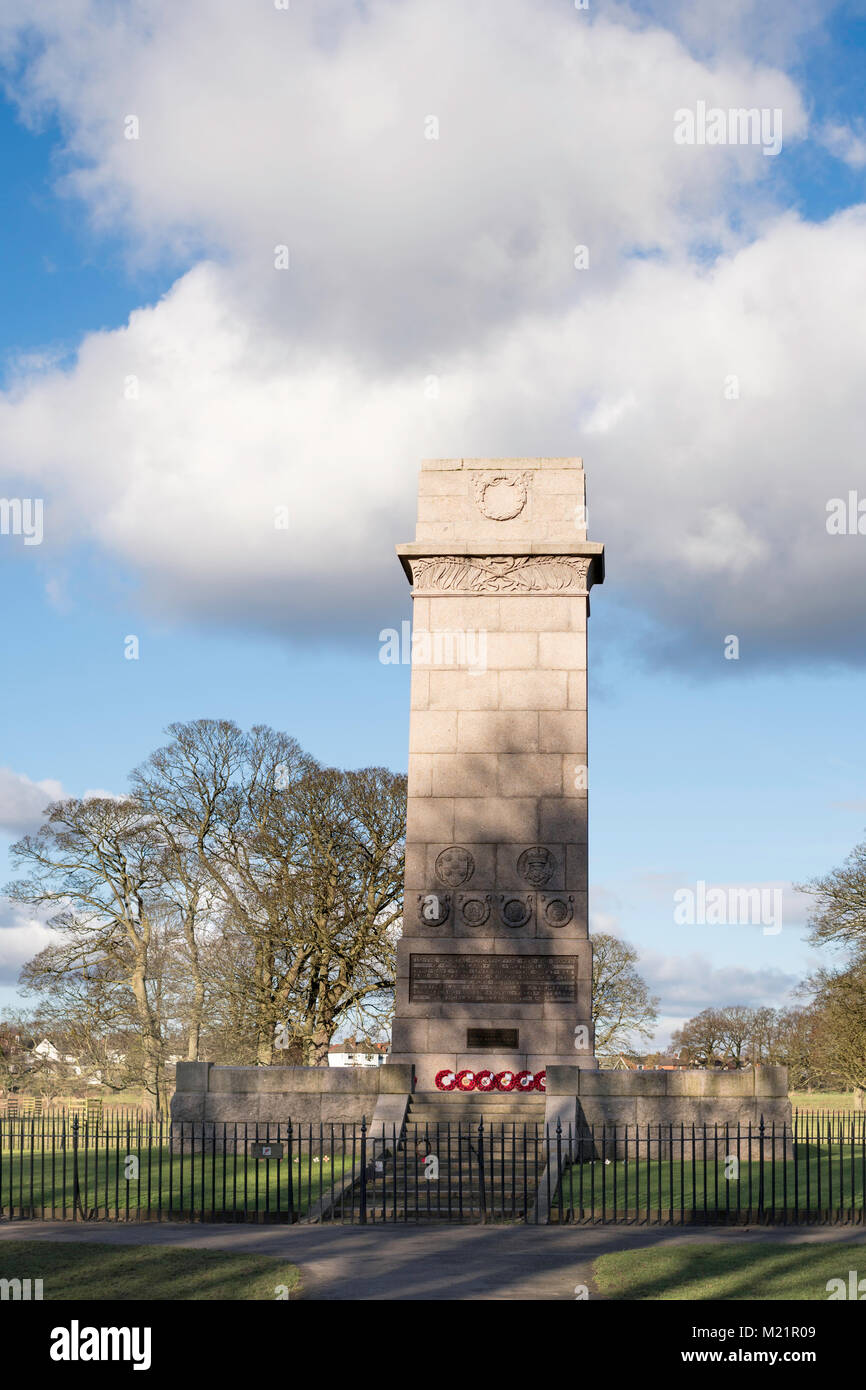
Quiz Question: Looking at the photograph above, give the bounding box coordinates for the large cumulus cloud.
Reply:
[4,0,862,665]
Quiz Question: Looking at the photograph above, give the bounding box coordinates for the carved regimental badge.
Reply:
[458,893,492,928]
[497,894,534,929]
[435,846,475,887]
[517,846,557,887]
[541,894,575,928]
[417,893,451,926]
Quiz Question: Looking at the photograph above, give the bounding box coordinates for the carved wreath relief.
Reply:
[472,471,530,521]
[458,893,492,928]
[497,895,534,929]
[417,893,451,926]
[542,894,575,928]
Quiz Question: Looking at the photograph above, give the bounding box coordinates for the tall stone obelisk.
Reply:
[390,458,604,1090]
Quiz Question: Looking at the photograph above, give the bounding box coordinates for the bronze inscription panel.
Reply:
[467,1028,519,1048]
[409,954,577,1004]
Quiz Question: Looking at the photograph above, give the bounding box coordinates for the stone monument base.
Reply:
[542,1063,792,1159]
[170,1061,413,1151]
[171,1060,790,1152]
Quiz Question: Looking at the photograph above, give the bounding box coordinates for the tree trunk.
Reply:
[254,945,275,1065]
[184,915,205,1062]
[129,954,163,1105]
[306,1030,331,1066]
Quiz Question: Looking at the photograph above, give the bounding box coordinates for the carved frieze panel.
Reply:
[409,555,592,596]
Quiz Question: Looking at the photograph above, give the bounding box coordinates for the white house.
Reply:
[328,1038,389,1068]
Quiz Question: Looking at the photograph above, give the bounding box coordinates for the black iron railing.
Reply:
[0,1112,863,1225]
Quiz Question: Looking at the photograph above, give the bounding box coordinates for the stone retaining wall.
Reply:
[172,1060,789,1137]
[544,1064,791,1158]
[171,1061,414,1133]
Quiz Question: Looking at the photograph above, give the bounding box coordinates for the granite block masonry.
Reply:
[171,1061,413,1149]
[169,453,790,1143]
[388,458,604,1088]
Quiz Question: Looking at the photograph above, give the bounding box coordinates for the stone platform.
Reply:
[170,1060,791,1145]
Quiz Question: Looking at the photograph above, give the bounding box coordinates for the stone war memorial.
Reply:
[173,457,790,1183]
[390,456,600,1088]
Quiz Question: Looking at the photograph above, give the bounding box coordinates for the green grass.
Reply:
[0,1145,356,1218]
[791,1092,863,1112]
[0,1239,300,1299]
[556,1145,866,1218]
[594,1242,866,1300]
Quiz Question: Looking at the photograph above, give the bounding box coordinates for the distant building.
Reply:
[598,1054,639,1070]
[328,1038,389,1068]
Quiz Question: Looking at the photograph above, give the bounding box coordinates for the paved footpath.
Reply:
[2,1221,866,1299]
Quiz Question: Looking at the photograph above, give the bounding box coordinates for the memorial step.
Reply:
[407,1098,546,1125]
[402,1117,547,1129]
[409,1095,546,1110]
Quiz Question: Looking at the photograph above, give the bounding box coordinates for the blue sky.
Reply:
[2,0,866,1044]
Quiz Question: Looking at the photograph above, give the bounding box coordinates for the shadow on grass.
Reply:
[593,1241,865,1301]
[0,1239,301,1300]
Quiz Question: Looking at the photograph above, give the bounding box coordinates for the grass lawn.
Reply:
[1,1146,356,1218]
[556,1145,866,1218]
[594,1242,866,1300]
[791,1092,863,1111]
[0,1239,300,1299]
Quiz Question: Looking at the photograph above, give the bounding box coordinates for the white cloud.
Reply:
[0,1,803,344]
[820,120,866,170]
[0,899,57,983]
[624,0,830,65]
[641,948,800,1045]
[0,768,62,836]
[641,948,799,1013]
[5,1,864,664]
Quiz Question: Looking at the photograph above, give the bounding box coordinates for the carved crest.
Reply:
[541,894,575,928]
[417,893,451,927]
[458,893,492,928]
[435,846,475,887]
[518,846,557,887]
[497,894,534,929]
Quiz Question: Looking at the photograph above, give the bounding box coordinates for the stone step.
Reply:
[409,1100,546,1113]
[409,1101,545,1111]
[408,1110,546,1118]
[408,1105,546,1114]
[327,1208,529,1221]
[337,1188,534,1202]
[367,1199,539,1207]
[365,1167,542,1180]
[406,1122,546,1128]
[405,1117,547,1128]
[411,1092,545,1102]
[370,1163,540,1173]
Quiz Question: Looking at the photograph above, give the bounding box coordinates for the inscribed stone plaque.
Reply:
[467,1028,519,1049]
[409,953,577,1003]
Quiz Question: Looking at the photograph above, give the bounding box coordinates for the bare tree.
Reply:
[7,721,406,1080]
[6,797,169,1107]
[805,957,866,1106]
[591,933,659,1055]
[671,1008,725,1067]
[797,841,866,951]
[128,720,405,1065]
[130,722,242,1062]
